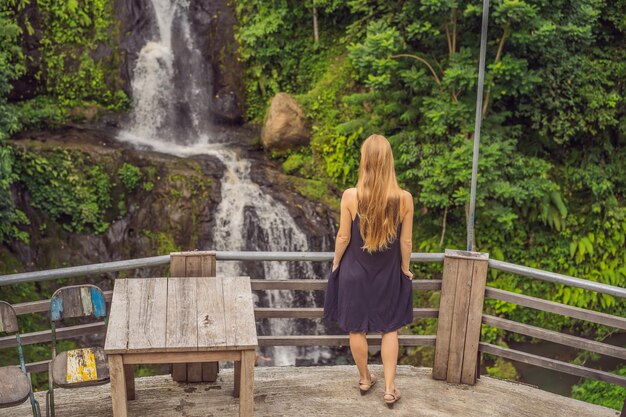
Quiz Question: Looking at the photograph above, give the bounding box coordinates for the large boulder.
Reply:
[261,93,310,150]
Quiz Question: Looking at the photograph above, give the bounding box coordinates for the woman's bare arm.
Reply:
[332,189,354,271]
[400,191,414,279]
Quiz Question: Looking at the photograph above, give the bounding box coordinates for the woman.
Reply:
[324,134,414,408]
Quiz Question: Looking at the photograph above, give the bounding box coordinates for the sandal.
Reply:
[358,373,377,395]
[383,388,401,408]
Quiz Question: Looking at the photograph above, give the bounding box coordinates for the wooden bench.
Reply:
[104,276,258,417]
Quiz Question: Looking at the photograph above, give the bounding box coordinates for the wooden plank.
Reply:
[105,279,129,354]
[234,360,241,398]
[189,253,217,381]
[108,354,128,417]
[447,258,474,384]
[224,276,257,349]
[61,287,84,319]
[222,276,238,348]
[127,278,168,352]
[171,362,186,381]
[250,279,442,291]
[176,254,202,382]
[124,364,135,400]
[461,259,488,384]
[482,315,626,361]
[485,288,626,330]
[187,363,202,382]
[13,291,113,316]
[23,335,436,374]
[0,302,18,333]
[122,351,240,365]
[2,321,106,349]
[170,255,186,277]
[91,287,107,318]
[166,278,198,352]
[201,252,216,276]
[433,256,460,380]
[170,254,187,381]
[239,349,255,417]
[479,342,626,387]
[254,307,439,319]
[58,348,100,385]
[185,256,203,277]
[80,287,93,317]
[257,335,437,346]
[8,279,442,317]
[197,277,227,349]
[202,363,219,382]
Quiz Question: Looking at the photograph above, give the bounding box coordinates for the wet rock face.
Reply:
[3,125,336,279]
[8,0,245,125]
[4,126,222,276]
[116,0,245,125]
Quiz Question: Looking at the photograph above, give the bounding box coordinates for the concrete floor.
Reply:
[7,365,619,417]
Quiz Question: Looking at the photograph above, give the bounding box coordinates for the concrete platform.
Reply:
[6,366,618,417]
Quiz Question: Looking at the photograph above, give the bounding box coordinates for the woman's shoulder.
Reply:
[342,187,357,199]
[400,189,413,200]
[400,189,413,215]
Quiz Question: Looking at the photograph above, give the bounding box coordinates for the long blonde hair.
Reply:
[356,134,404,253]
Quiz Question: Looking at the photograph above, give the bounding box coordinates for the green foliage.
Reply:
[486,357,519,380]
[35,0,128,109]
[234,0,351,120]
[572,367,626,410]
[235,0,626,370]
[143,230,180,255]
[0,146,29,242]
[14,147,111,233]
[117,163,142,191]
[0,0,128,141]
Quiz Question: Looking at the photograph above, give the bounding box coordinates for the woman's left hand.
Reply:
[402,269,414,280]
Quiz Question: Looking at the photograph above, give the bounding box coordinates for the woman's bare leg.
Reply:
[349,332,371,382]
[381,331,398,391]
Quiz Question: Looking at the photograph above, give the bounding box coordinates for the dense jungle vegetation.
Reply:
[0,0,625,408]
[234,0,626,408]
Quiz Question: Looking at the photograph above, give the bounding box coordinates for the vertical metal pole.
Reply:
[467,0,491,251]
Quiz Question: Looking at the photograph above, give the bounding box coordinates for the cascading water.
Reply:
[118,0,213,145]
[116,0,330,366]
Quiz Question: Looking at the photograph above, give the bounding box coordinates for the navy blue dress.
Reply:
[323,213,413,333]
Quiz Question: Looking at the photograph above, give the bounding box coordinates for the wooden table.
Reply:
[104,276,258,417]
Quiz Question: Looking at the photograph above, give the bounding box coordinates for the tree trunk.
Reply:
[313,6,319,44]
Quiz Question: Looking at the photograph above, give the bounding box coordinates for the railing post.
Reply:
[170,251,218,382]
[433,249,489,385]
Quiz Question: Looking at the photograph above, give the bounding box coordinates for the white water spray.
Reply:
[117,0,330,366]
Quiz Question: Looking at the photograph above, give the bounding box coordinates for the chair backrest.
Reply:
[0,300,28,371]
[49,285,107,322]
[0,301,19,335]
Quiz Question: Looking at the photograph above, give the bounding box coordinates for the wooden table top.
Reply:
[104,276,257,354]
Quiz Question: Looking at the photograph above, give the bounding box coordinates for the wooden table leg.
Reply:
[234,360,241,398]
[124,364,135,400]
[109,355,128,417]
[239,350,255,417]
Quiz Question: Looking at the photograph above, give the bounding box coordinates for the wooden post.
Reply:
[433,249,489,385]
[170,251,218,382]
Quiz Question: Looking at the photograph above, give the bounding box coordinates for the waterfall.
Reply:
[116,0,330,366]
[118,0,212,145]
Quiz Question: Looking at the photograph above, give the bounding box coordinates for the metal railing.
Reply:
[1,251,625,394]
